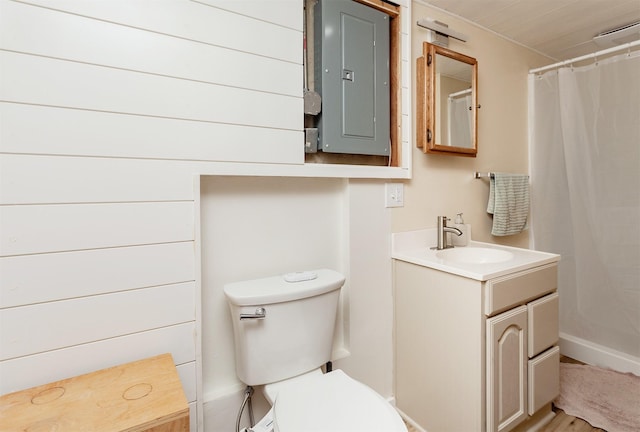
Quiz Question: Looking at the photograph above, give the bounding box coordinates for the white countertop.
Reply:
[391,229,560,281]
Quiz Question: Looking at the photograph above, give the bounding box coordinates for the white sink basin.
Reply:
[392,229,560,280]
[436,247,515,264]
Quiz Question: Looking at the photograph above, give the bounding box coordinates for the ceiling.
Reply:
[421,0,640,61]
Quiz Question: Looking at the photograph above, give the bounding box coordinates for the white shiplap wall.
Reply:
[0,1,411,431]
[0,0,302,429]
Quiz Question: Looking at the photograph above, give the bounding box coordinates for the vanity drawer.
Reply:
[528,346,560,415]
[485,264,557,316]
[528,293,559,358]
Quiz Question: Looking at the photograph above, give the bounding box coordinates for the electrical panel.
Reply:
[314,0,390,156]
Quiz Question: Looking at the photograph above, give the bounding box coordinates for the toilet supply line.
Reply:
[236,386,255,432]
[241,408,275,432]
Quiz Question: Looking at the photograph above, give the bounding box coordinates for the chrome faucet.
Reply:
[434,215,462,250]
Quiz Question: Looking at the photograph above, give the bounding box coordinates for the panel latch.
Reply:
[342,69,355,81]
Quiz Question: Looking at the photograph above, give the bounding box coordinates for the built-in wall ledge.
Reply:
[197,162,411,180]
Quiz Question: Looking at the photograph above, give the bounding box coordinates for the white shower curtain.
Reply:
[529,52,640,360]
[447,93,472,147]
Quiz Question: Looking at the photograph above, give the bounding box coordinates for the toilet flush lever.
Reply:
[240,307,266,320]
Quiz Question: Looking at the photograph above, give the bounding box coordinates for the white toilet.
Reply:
[224,269,407,432]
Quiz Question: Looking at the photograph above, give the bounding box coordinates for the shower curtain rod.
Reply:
[448,88,472,99]
[529,39,640,74]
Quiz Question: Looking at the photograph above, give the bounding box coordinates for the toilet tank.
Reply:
[224,269,345,386]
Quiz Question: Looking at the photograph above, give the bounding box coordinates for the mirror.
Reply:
[416,42,478,156]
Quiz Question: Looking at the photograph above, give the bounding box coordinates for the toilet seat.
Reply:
[271,370,407,432]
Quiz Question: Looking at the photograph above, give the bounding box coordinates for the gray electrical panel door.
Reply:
[315,0,390,156]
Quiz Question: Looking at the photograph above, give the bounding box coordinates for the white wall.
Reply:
[199,177,396,431]
[1,1,410,431]
[393,0,551,247]
[200,176,349,399]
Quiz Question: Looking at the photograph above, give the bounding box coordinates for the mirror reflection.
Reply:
[436,54,473,147]
[417,42,478,156]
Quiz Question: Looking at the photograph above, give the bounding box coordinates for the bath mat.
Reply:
[554,362,640,432]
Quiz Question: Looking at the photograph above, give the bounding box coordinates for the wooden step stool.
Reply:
[0,353,189,432]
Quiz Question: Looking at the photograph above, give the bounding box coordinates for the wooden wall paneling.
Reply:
[194,0,302,31]
[192,175,205,432]
[0,155,197,205]
[0,322,196,394]
[188,403,197,432]
[402,112,410,151]
[0,282,196,360]
[401,2,411,161]
[0,104,303,164]
[0,2,324,430]
[402,46,410,86]
[402,86,410,115]
[0,242,194,308]
[1,52,302,131]
[0,202,194,257]
[1,1,301,97]
[11,0,301,63]
[176,361,197,402]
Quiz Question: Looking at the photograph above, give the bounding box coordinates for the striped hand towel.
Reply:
[487,173,530,236]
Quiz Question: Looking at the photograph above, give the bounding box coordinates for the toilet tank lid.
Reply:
[224,269,345,306]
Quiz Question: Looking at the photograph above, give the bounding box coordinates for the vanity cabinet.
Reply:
[394,260,559,432]
[487,305,528,432]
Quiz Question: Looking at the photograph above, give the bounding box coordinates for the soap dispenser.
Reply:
[452,212,468,246]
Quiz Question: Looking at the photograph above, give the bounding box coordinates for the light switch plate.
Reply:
[385,183,404,208]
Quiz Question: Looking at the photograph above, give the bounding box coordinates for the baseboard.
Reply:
[512,405,555,432]
[560,332,640,375]
[202,386,270,432]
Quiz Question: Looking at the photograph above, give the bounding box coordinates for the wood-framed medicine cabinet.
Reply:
[416,41,478,157]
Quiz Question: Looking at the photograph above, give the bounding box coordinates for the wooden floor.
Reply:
[539,410,605,432]
[403,356,604,432]
[404,413,603,432]
[538,356,604,432]
[403,409,602,432]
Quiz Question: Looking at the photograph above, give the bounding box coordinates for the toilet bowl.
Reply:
[268,369,406,432]
[224,269,407,432]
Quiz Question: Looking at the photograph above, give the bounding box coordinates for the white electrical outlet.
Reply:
[385,183,404,208]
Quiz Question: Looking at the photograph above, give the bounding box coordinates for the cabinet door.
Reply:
[527,293,559,358]
[487,306,528,432]
[528,346,560,414]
